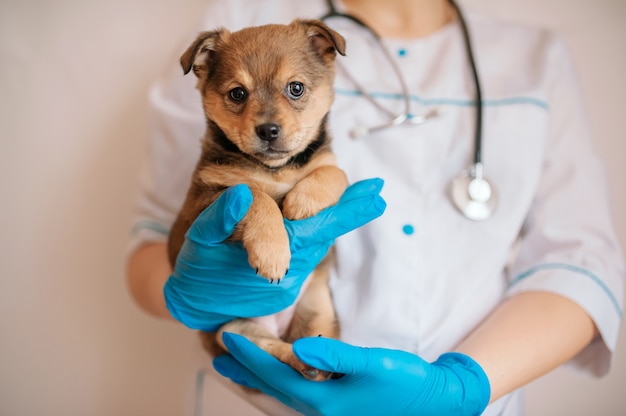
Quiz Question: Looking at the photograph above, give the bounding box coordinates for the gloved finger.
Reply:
[218,334,369,416]
[186,184,253,245]
[292,337,371,376]
[219,333,323,395]
[213,354,277,391]
[213,354,306,410]
[285,178,386,249]
[337,178,384,203]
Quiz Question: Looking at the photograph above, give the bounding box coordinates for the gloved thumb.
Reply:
[186,184,253,245]
[292,337,371,376]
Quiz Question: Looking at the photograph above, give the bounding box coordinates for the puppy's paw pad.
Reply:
[299,365,334,382]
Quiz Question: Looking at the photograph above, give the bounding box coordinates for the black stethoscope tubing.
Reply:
[321,0,496,221]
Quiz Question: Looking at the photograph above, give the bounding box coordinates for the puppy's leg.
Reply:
[284,251,340,381]
[215,319,319,380]
[286,251,338,341]
[233,188,290,281]
[282,166,348,220]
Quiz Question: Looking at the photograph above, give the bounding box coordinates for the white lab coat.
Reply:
[130,0,624,414]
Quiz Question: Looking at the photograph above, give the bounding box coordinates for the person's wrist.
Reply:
[434,352,491,415]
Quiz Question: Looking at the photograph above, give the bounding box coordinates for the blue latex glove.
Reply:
[163,178,386,332]
[213,333,491,416]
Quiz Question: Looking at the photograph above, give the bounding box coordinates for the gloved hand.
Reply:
[163,178,386,332]
[213,333,491,416]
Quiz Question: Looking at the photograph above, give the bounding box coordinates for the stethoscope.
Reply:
[321,0,498,221]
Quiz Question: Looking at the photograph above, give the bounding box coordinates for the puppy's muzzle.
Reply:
[256,123,281,142]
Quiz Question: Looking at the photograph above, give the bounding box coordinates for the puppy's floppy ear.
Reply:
[180,28,230,78]
[297,19,346,62]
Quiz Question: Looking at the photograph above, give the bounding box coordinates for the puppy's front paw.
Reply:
[282,169,347,220]
[282,191,332,221]
[244,226,291,283]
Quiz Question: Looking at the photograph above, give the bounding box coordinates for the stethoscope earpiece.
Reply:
[450,166,498,221]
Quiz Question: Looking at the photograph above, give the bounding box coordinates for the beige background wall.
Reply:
[1,0,624,415]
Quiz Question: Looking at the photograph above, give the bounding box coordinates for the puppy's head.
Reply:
[181,19,346,168]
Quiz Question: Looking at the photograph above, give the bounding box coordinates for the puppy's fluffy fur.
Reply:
[167,20,347,380]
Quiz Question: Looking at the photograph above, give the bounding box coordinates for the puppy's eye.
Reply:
[287,82,305,99]
[228,87,247,103]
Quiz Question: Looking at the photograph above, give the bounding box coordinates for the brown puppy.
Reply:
[167,20,347,381]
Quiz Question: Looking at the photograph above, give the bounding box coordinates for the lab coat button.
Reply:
[402,224,415,235]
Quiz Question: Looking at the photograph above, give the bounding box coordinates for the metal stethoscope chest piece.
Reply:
[451,163,498,221]
[322,0,498,220]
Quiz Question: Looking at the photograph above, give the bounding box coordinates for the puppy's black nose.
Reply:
[256,123,281,142]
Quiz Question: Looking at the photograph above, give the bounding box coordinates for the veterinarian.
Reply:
[126,0,624,414]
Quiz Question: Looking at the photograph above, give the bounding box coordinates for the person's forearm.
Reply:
[126,242,174,320]
[455,291,599,403]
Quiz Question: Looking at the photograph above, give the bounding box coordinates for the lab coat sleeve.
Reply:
[126,71,205,255]
[505,36,624,376]
[127,2,233,255]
